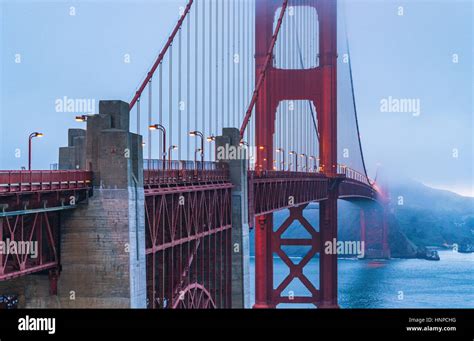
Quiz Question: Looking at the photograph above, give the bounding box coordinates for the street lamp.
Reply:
[168,145,178,170]
[75,115,88,122]
[28,132,44,171]
[289,151,298,172]
[276,148,285,171]
[239,140,249,147]
[149,124,167,170]
[309,156,317,172]
[300,153,308,172]
[189,131,204,168]
[194,148,202,169]
[207,135,217,160]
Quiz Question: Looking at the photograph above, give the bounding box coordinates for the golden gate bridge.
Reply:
[0,0,390,309]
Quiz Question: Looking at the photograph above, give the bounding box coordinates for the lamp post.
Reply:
[189,131,204,169]
[276,148,285,171]
[194,148,202,169]
[149,124,167,170]
[168,145,178,170]
[300,153,308,172]
[239,140,251,169]
[75,115,88,122]
[289,151,298,172]
[207,135,216,160]
[28,132,44,171]
[309,156,317,172]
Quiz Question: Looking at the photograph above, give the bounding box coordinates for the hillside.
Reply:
[249,179,474,258]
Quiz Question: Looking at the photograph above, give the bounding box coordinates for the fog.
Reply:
[0,0,472,196]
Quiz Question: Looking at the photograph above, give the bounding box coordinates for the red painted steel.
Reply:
[240,0,289,137]
[272,204,320,306]
[0,170,92,284]
[0,170,92,194]
[0,212,59,281]
[144,181,232,309]
[359,206,390,259]
[253,0,340,308]
[171,283,217,309]
[248,170,328,223]
[144,160,229,187]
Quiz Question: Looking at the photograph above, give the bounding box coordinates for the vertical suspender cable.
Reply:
[148,79,152,159]
[202,0,206,158]
[221,0,225,133]
[209,0,213,158]
[195,1,198,155]
[238,0,242,131]
[187,11,191,160]
[216,0,219,139]
[178,28,182,160]
[248,0,251,149]
[137,98,141,136]
[169,45,173,157]
[232,0,236,127]
[227,0,231,128]
[159,65,163,160]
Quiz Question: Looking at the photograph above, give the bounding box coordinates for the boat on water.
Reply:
[458,243,474,253]
[425,250,440,261]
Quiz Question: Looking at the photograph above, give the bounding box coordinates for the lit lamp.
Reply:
[289,151,298,172]
[207,135,217,160]
[28,132,44,171]
[189,131,204,168]
[149,124,167,170]
[168,145,178,170]
[276,148,285,171]
[75,115,88,122]
[300,153,308,171]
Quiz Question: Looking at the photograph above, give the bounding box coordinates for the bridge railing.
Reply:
[0,170,92,193]
[337,164,372,186]
[248,165,373,187]
[249,169,325,179]
[143,159,229,185]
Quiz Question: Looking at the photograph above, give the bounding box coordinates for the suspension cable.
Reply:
[130,0,194,110]
[344,2,369,179]
[239,0,289,137]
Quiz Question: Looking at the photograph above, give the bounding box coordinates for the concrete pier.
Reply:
[59,129,86,170]
[58,100,147,308]
[216,128,251,308]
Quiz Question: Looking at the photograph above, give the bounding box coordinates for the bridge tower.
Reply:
[254,0,338,308]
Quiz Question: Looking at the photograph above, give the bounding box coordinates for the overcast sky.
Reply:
[0,0,472,196]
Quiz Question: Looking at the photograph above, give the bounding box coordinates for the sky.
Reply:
[0,0,472,196]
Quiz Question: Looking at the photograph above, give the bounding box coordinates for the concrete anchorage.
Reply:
[216,128,251,308]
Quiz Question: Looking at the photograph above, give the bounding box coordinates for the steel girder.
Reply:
[338,179,378,201]
[0,171,92,284]
[248,171,328,222]
[271,204,320,306]
[0,212,59,287]
[144,183,232,309]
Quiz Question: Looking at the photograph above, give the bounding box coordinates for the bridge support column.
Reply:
[59,129,86,170]
[318,0,339,309]
[58,100,147,308]
[359,205,391,259]
[216,128,251,308]
[319,190,339,308]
